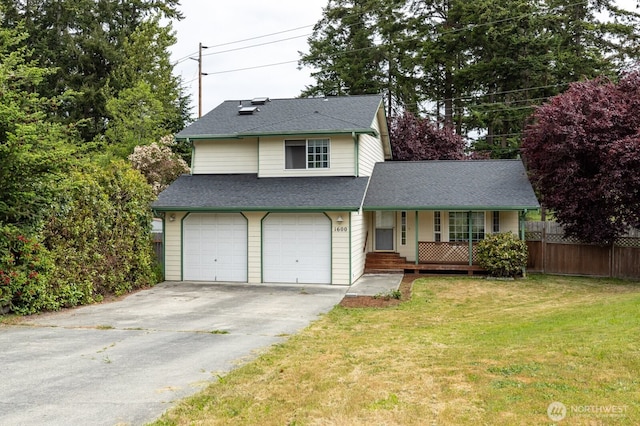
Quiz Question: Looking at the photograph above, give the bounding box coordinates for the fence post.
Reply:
[542,220,547,273]
[610,241,615,278]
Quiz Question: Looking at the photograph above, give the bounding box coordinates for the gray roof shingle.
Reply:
[363,160,540,210]
[152,174,370,211]
[176,95,383,139]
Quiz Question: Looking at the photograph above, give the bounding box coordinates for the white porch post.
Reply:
[468,211,473,265]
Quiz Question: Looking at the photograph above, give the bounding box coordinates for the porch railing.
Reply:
[418,241,479,264]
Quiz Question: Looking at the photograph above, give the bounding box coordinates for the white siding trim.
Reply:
[349,210,366,284]
[163,212,186,280]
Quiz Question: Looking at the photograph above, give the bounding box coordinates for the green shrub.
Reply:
[43,160,157,305]
[476,232,528,278]
[0,226,56,315]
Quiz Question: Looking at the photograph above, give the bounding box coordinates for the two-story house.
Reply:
[153,95,539,285]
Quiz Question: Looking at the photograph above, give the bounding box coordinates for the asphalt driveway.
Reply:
[0,281,347,425]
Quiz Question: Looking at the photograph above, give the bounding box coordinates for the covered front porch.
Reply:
[363,209,527,275]
[360,160,540,275]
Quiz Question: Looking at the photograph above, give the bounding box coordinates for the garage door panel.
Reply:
[263,213,330,284]
[183,213,247,282]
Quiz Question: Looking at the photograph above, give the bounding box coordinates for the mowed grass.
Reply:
[153,275,640,425]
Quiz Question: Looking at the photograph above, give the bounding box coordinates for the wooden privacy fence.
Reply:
[525,222,640,279]
[152,232,163,266]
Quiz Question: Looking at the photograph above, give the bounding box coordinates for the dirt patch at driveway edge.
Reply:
[339,274,416,308]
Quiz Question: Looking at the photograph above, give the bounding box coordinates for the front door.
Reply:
[375,211,395,251]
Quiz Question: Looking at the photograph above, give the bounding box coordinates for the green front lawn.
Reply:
[153,275,640,425]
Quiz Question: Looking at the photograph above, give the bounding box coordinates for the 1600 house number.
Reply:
[334,226,349,232]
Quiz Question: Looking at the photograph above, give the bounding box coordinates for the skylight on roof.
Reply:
[238,106,258,115]
[251,97,270,105]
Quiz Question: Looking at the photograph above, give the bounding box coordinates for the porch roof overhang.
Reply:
[362,160,540,212]
[364,205,537,211]
[152,174,369,212]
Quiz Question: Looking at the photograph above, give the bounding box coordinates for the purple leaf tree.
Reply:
[390,112,464,161]
[522,71,640,244]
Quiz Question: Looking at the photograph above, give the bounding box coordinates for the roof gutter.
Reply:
[362,205,540,211]
[151,206,361,213]
[175,128,378,141]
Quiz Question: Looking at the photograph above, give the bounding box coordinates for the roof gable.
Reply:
[176,95,385,139]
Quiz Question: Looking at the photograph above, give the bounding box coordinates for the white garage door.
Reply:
[263,213,331,284]
[183,213,247,282]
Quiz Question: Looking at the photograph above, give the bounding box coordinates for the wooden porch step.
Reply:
[365,252,485,276]
[365,252,408,271]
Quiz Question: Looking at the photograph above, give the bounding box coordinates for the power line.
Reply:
[206,24,314,49]
[205,60,300,75]
[171,24,314,66]
[177,0,633,116]
[202,34,311,57]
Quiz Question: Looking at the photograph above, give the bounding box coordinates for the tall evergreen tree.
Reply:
[0,0,188,144]
[302,0,640,157]
[300,0,386,97]
[299,0,421,115]
[0,24,72,229]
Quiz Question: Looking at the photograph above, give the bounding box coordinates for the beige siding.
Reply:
[244,211,266,283]
[258,135,355,177]
[499,211,520,235]
[349,211,367,284]
[163,212,187,280]
[358,133,385,177]
[328,212,351,285]
[192,139,258,174]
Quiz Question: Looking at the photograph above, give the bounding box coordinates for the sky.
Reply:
[170,0,326,117]
[169,0,639,119]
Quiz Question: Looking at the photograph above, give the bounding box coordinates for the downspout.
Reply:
[520,209,527,240]
[353,131,359,177]
[468,211,473,266]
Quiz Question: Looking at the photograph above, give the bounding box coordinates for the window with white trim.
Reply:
[401,211,407,245]
[434,211,441,242]
[448,212,485,242]
[493,211,500,233]
[285,138,330,169]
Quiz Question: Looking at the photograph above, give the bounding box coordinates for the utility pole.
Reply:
[198,42,208,118]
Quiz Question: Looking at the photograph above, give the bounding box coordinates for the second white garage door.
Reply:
[183,213,247,282]
[263,213,331,284]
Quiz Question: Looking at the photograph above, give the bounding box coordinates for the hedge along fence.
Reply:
[525,222,640,279]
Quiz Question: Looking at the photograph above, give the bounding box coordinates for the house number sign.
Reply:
[334,226,349,232]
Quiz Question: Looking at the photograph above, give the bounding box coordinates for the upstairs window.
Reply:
[285,139,330,169]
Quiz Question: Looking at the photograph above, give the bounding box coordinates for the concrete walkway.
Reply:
[346,273,404,296]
